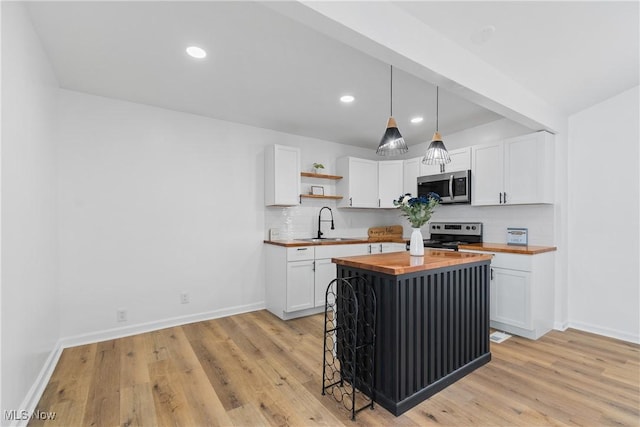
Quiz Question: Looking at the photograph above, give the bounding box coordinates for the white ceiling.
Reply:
[396,1,639,115]
[25,1,638,150]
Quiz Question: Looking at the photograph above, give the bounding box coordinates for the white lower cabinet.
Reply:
[286,259,315,312]
[382,242,407,253]
[491,267,531,329]
[365,242,407,254]
[461,249,554,340]
[314,258,335,307]
[266,243,372,320]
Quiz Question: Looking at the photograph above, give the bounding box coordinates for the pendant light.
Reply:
[422,86,451,165]
[377,65,408,156]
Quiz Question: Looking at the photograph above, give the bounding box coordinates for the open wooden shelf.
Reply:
[300,194,343,202]
[301,172,343,180]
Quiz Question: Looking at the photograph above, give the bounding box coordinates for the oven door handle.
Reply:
[449,174,454,202]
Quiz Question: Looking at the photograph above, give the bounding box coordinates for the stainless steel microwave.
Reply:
[417,170,471,204]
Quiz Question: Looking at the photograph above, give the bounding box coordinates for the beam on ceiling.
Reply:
[267,1,567,134]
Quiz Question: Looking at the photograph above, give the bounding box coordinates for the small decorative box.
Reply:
[507,228,528,246]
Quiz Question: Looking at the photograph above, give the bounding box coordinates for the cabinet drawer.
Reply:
[315,243,369,259]
[491,252,532,271]
[287,246,314,261]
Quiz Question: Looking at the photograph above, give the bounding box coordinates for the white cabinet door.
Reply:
[419,160,441,177]
[337,157,379,208]
[472,132,553,206]
[472,142,504,206]
[447,147,472,173]
[403,157,421,196]
[286,260,315,312]
[265,144,300,206]
[314,258,335,308]
[491,267,532,329]
[419,147,471,176]
[504,132,554,204]
[351,158,379,207]
[378,160,403,207]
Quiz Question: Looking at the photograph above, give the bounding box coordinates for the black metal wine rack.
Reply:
[321,276,376,421]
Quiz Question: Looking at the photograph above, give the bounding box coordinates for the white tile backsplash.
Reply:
[427,204,555,245]
[265,202,404,240]
[266,202,555,245]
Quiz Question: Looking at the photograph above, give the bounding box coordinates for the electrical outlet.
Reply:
[180,292,190,304]
[117,309,127,322]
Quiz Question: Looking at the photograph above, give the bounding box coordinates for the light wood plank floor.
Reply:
[31,310,639,426]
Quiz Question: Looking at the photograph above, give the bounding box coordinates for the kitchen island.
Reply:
[331,250,493,416]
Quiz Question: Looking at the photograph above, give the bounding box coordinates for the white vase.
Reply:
[409,227,424,256]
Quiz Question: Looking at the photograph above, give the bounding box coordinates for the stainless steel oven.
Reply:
[423,222,483,251]
[417,170,471,204]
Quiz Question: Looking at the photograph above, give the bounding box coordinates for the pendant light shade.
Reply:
[423,87,451,165]
[377,65,408,156]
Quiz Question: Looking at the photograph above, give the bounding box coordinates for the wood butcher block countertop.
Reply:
[458,242,557,255]
[332,250,493,276]
[264,238,406,247]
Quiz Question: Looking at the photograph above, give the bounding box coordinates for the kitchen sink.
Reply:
[296,237,360,242]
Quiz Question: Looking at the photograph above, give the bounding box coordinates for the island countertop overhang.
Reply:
[332,250,493,276]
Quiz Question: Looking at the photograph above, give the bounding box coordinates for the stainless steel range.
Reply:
[423,222,483,251]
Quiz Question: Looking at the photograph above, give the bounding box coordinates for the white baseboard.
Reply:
[553,320,569,331]
[12,343,64,427]
[60,301,266,349]
[14,302,266,426]
[568,320,640,344]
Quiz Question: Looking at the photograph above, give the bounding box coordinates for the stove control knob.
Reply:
[466,226,471,230]
[472,226,477,230]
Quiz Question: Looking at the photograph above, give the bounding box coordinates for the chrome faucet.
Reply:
[317,206,334,239]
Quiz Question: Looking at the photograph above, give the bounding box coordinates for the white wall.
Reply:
[568,86,640,343]
[1,2,60,419]
[56,90,399,342]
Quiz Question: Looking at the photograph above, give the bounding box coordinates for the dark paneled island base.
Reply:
[333,251,492,416]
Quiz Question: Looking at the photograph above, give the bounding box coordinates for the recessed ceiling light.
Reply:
[340,95,355,103]
[186,46,207,59]
[410,116,424,124]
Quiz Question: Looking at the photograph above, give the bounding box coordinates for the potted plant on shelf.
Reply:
[312,163,325,174]
[393,193,441,256]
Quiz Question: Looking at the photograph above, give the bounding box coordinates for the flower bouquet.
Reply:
[393,193,441,255]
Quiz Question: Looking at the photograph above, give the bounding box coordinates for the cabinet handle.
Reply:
[349,197,353,207]
[297,248,308,251]
[378,199,381,207]
[313,261,315,272]
[491,268,494,280]
[440,164,445,173]
[368,245,372,254]
[499,192,502,204]
[504,192,507,204]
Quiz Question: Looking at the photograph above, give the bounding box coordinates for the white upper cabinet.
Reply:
[419,147,472,176]
[472,131,554,206]
[337,157,404,208]
[337,157,379,208]
[378,160,403,207]
[471,142,504,205]
[403,157,421,196]
[264,144,300,206]
[504,132,554,205]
